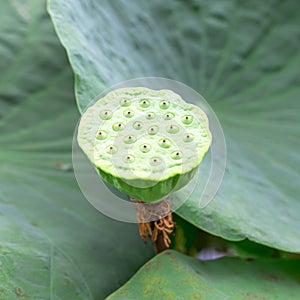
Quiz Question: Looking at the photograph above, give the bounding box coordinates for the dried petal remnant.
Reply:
[132,197,175,252]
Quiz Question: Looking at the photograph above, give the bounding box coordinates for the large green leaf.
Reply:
[107,250,300,300]
[0,1,153,299]
[48,0,300,252]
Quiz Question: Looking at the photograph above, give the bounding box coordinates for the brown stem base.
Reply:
[131,197,175,254]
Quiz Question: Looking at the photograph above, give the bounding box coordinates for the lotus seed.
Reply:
[150,157,162,166]
[148,125,159,135]
[171,151,182,160]
[106,145,117,154]
[158,138,171,148]
[124,154,135,162]
[183,133,194,142]
[123,109,134,118]
[96,130,107,140]
[181,114,194,125]
[133,121,143,130]
[124,135,137,144]
[112,122,125,131]
[159,100,170,109]
[146,112,156,120]
[164,112,175,120]
[99,110,113,120]
[140,143,151,153]
[120,98,131,106]
[166,124,179,134]
[139,99,150,108]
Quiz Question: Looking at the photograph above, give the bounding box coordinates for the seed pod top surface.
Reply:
[77,87,211,200]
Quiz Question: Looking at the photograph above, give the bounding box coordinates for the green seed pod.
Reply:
[77,87,212,202]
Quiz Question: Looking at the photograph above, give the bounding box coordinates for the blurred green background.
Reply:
[0,0,299,299]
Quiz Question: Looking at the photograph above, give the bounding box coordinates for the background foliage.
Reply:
[0,1,152,299]
[49,0,300,252]
[108,250,300,300]
[0,0,299,299]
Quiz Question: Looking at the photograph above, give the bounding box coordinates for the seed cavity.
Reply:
[158,138,171,149]
[112,122,125,131]
[150,157,162,166]
[96,130,107,140]
[133,121,143,130]
[164,112,175,120]
[159,100,170,109]
[140,143,151,153]
[181,114,194,125]
[148,125,159,135]
[99,110,112,120]
[171,151,182,160]
[166,124,179,134]
[120,98,131,107]
[146,112,156,120]
[106,145,117,154]
[123,109,134,118]
[183,133,194,142]
[139,99,150,108]
[124,154,135,163]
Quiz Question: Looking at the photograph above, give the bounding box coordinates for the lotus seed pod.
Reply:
[77,87,212,202]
